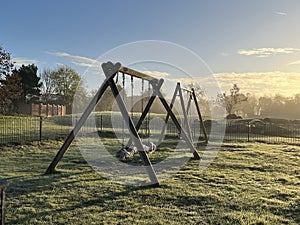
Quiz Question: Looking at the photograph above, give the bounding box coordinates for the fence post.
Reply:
[247,122,250,142]
[0,180,10,225]
[39,116,42,141]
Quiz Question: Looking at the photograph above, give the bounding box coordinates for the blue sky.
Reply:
[1,0,300,96]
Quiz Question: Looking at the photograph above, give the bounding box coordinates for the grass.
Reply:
[1,138,300,224]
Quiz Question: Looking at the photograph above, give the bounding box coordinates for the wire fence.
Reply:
[201,119,300,145]
[0,116,72,144]
[0,115,300,145]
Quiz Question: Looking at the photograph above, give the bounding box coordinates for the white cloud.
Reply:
[212,71,300,97]
[288,60,300,66]
[12,57,38,66]
[47,51,101,67]
[274,11,287,16]
[172,71,300,98]
[238,48,299,57]
[142,70,169,78]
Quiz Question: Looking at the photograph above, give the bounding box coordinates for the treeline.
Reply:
[213,84,300,119]
[254,94,300,119]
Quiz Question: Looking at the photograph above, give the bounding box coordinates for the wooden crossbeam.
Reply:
[120,66,159,82]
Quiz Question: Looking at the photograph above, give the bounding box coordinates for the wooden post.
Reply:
[0,180,10,225]
[191,88,208,143]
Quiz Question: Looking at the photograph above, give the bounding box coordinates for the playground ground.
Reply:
[1,139,300,225]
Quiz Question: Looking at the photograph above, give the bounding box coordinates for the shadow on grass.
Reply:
[6,169,92,198]
[7,183,158,224]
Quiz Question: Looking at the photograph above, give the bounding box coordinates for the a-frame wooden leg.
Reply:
[45,75,114,174]
[191,88,208,143]
[152,80,201,160]
[157,83,179,144]
[184,94,192,136]
[102,63,159,186]
[178,84,193,141]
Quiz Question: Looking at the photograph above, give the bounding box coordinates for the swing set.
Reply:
[46,62,208,187]
[158,82,208,144]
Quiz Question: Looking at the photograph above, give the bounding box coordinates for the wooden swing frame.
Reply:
[158,82,208,145]
[45,62,204,187]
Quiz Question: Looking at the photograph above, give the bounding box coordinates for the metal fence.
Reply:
[198,119,300,145]
[0,116,300,145]
[0,117,72,144]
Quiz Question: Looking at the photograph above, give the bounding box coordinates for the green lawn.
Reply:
[1,139,300,224]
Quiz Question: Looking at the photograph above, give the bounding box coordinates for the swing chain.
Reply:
[122,72,125,147]
[131,75,134,118]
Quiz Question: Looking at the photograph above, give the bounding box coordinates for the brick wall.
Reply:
[16,103,66,116]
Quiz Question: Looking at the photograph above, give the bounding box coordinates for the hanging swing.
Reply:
[116,75,156,160]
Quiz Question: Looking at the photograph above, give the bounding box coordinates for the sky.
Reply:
[1,0,300,97]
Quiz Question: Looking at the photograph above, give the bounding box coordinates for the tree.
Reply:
[0,46,14,79]
[94,84,124,111]
[0,46,18,114]
[216,84,248,116]
[0,69,22,114]
[47,66,86,113]
[186,82,205,97]
[257,94,300,119]
[241,93,258,117]
[185,83,210,116]
[284,95,300,119]
[258,96,272,116]
[18,64,42,103]
[40,68,56,103]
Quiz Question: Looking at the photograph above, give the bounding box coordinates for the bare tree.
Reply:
[40,68,56,103]
[216,84,248,116]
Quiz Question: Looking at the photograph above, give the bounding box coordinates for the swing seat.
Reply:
[144,142,156,153]
[116,142,156,159]
[117,146,138,159]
